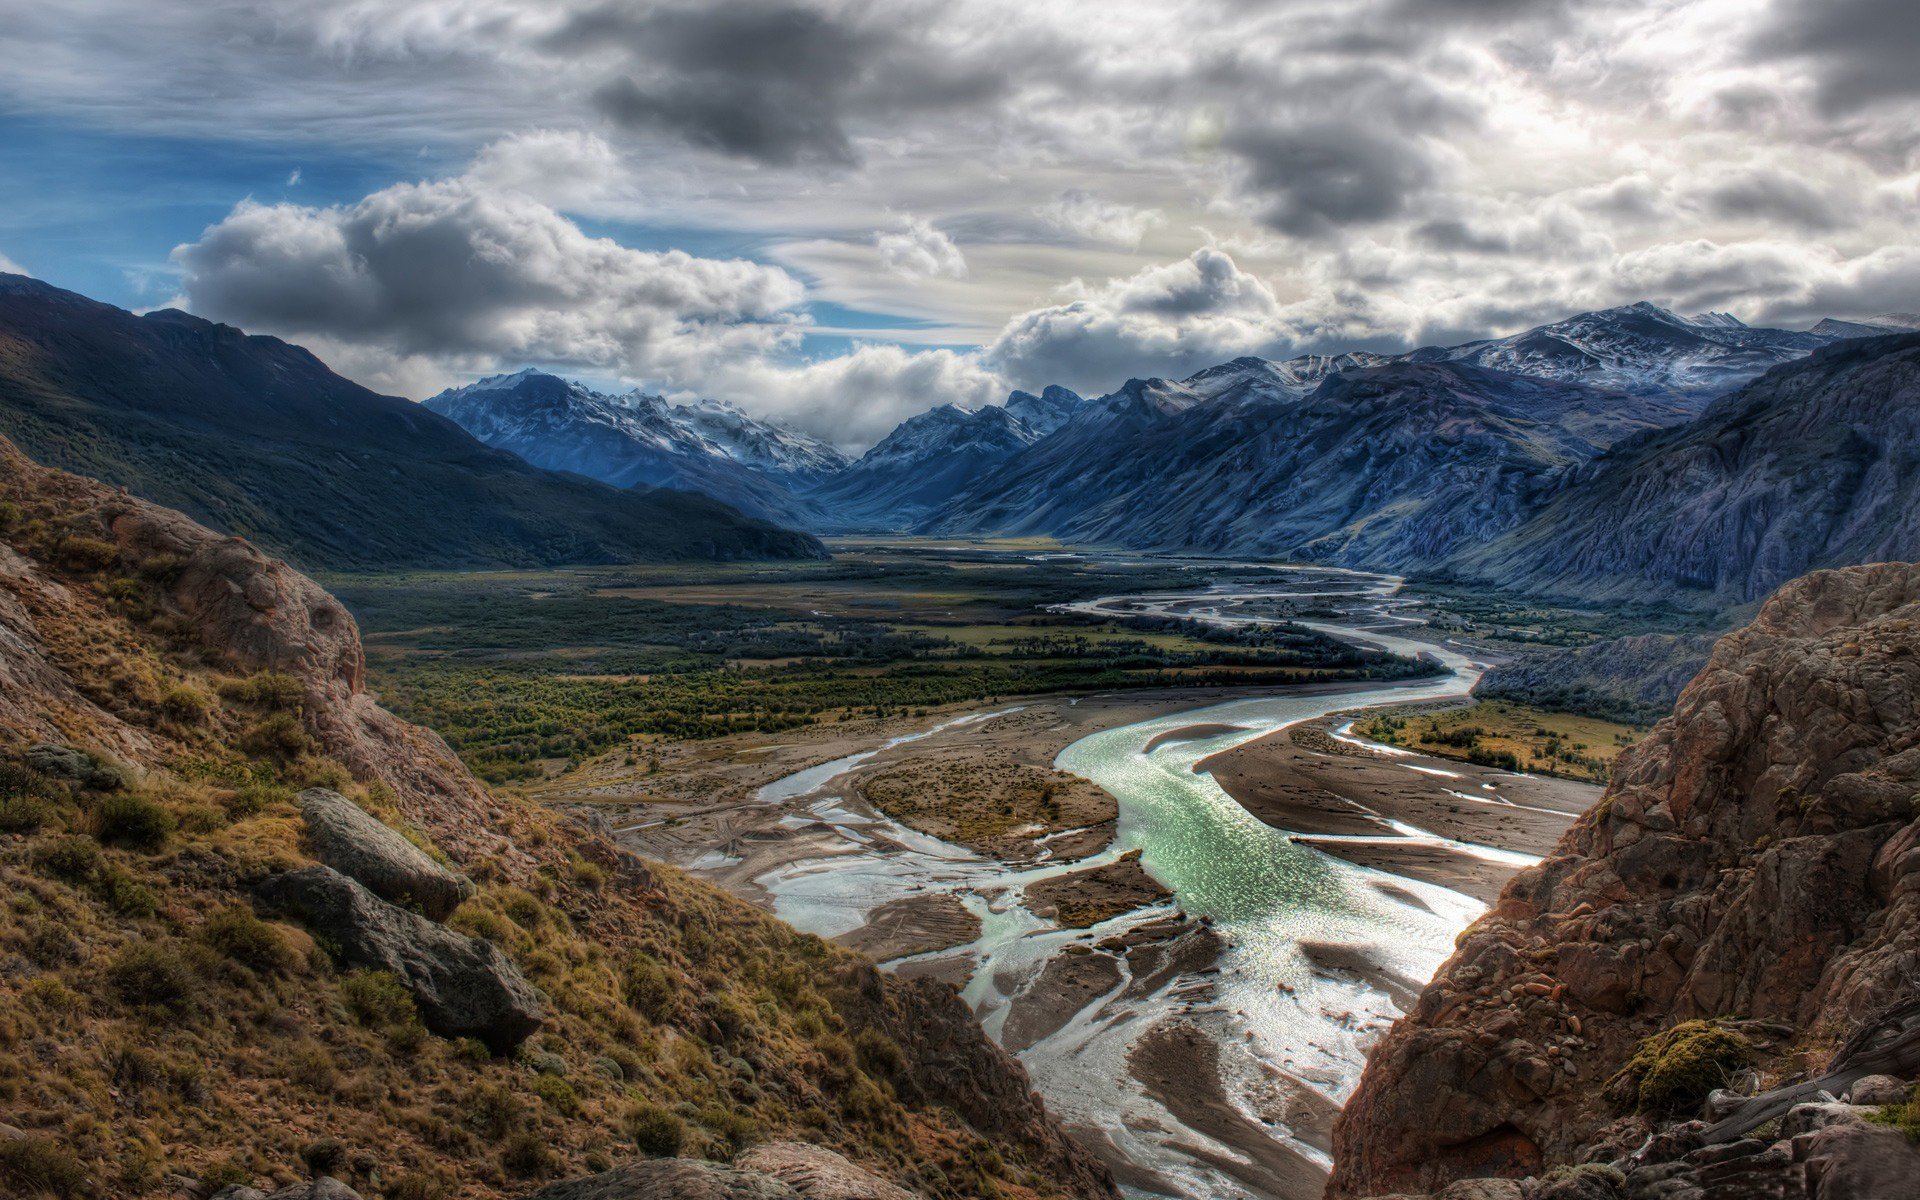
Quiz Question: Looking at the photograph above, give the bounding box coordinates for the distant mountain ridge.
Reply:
[925,359,1689,567]
[424,369,848,525]
[0,275,822,569]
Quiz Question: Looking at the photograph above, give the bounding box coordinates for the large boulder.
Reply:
[736,1143,922,1199]
[256,866,541,1050]
[522,1159,801,1200]
[297,788,473,919]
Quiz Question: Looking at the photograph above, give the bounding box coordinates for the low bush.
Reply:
[0,1136,90,1197]
[624,1101,686,1158]
[107,942,196,1011]
[340,971,418,1029]
[202,906,296,975]
[94,791,176,849]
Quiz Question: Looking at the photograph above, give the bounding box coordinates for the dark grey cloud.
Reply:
[1226,122,1438,236]
[1753,0,1920,114]
[551,0,1020,167]
[1703,169,1846,232]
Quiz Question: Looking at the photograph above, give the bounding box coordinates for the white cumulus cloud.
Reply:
[874,216,967,279]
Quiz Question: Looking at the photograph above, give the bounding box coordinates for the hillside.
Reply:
[0,434,1108,1200]
[1474,633,1717,725]
[1330,561,1920,1198]
[1458,333,1920,605]
[0,276,823,571]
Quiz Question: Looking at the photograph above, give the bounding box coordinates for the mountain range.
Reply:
[420,302,1915,593]
[423,369,849,526]
[0,275,822,570]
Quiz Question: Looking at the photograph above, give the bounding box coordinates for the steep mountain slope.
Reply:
[424,371,845,524]
[805,401,1052,529]
[1418,302,1828,401]
[0,434,1111,1200]
[0,276,821,570]
[1474,632,1718,725]
[929,362,1685,567]
[1457,332,1920,605]
[1330,560,1920,1198]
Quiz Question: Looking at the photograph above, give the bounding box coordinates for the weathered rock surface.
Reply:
[212,1182,362,1200]
[522,1159,802,1200]
[736,1142,922,1200]
[297,787,473,919]
[1331,561,1920,1198]
[255,865,542,1050]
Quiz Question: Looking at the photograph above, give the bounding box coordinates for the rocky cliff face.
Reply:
[0,434,1111,1200]
[1330,561,1920,1198]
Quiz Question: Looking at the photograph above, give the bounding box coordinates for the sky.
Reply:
[1,0,1917,450]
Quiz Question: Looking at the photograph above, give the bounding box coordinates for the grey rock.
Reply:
[1435,1181,1527,1200]
[1846,1074,1911,1106]
[736,1142,922,1199]
[297,788,472,920]
[1800,1121,1920,1199]
[522,1159,801,1200]
[26,742,124,789]
[1781,1102,1876,1140]
[209,1189,268,1200]
[256,866,541,1050]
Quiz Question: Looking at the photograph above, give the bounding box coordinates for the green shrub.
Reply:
[96,865,158,918]
[340,971,418,1029]
[94,791,176,849]
[0,793,53,832]
[0,1136,90,1196]
[202,907,295,974]
[55,534,120,572]
[1867,1082,1920,1141]
[384,1172,450,1200]
[241,712,314,761]
[223,782,294,819]
[300,1137,347,1178]
[533,1073,579,1116]
[498,1132,556,1178]
[622,952,675,1022]
[108,942,196,1010]
[1610,1020,1751,1113]
[464,1082,524,1139]
[160,686,213,725]
[35,834,101,882]
[624,1101,686,1158]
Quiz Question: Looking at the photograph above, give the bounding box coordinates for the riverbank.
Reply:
[1201,709,1597,901]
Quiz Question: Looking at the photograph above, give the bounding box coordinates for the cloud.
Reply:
[465,129,624,209]
[1751,0,1920,114]
[874,216,967,279]
[985,249,1292,390]
[552,0,1020,168]
[1036,190,1164,248]
[699,342,1004,450]
[1698,167,1848,232]
[171,165,807,385]
[0,251,28,277]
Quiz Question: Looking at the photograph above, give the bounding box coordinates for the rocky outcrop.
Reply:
[524,1147,929,1200]
[297,788,473,919]
[735,1143,922,1200]
[522,1159,803,1199]
[255,866,543,1050]
[1330,561,1920,1198]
